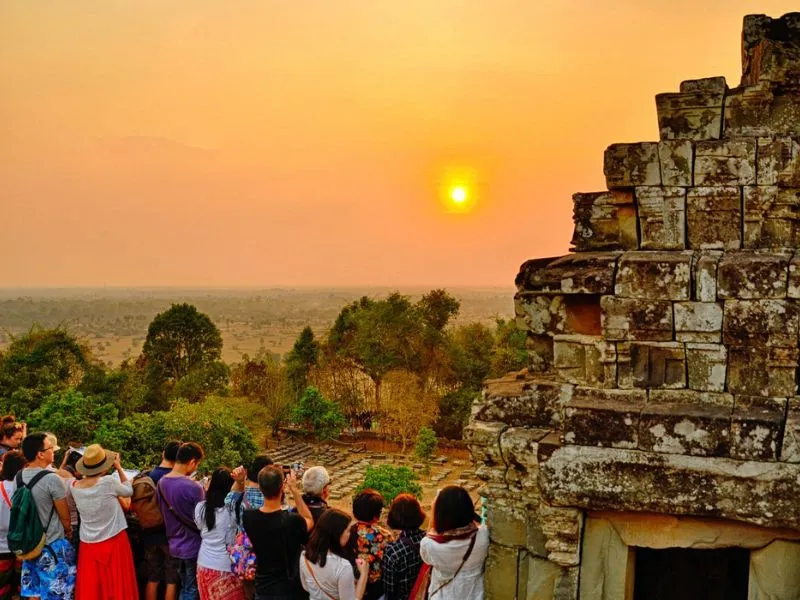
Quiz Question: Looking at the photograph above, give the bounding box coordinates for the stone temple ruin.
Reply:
[466,13,800,600]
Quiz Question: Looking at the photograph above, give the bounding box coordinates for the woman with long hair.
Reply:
[71,444,138,600]
[299,509,369,600]
[418,486,489,600]
[194,467,245,600]
[0,451,25,600]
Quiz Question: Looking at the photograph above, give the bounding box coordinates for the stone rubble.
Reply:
[469,13,800,599]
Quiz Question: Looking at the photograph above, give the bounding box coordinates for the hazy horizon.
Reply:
[3,1,797,288]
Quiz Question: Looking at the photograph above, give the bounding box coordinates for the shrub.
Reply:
[354,465,422,504]
[414,426,438,461]
[291,386,345,440]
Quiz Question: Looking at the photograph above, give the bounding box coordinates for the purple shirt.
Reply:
[157,475,205,560]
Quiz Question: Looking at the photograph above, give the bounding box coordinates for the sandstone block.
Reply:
[614,251,691,300]
[571,192,637,251]
[757,137,796,185]
[578,518,631,600]
[563,388,645,449]
[674,303,723,343]
[553,335,617,388]
[685,343,728,393]
[781,399,800,463]
[787,252,800,298]
[655,82,725,141]
[464,421,506,472]
[748,540,800,600]
[516,253,619,295]
[476,374,574,428]
[741,14,800,86]
[693,251,722,302]
[528,334,555,374]
[600,297,673,342]
[516,294,568,336]
[639,402,731,457]
[487,503,528,547]
[636,186,687,249]
[724,83,800,138]
[500,427,550,474]
[648,389,734,409]
[539,444,800,530]
[628,342,686,389]
[743,186,800,249]
[657,140,693,187]
[615,342,633,389]
[680,77,728,94]
[727,345,798,398]
[777,139,800,187]
[694,139,756,186]
[717,251,791,298]
[538,504,584,568]
[485,544,521,600]
[730,397,787,461]
[526,557,579,600]
[722,299,800,346]
[686,187,742,250]
[603,143,661,189]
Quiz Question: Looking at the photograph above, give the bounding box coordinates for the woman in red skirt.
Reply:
[71,444,139,600]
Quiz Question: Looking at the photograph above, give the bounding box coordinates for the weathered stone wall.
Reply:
[468,13,800,600]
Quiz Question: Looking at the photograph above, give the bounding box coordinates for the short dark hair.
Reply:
[175,442,204,464]
[21,433,47,462]
[1,451,26,481]
[247,454,274,482]
[387,493,426,530]
[257,465,284,499]
[432,486,476,533]
[305,508,351,567]
[352,489,384,522]
[163,440,182,462]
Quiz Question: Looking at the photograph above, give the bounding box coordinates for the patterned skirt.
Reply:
[197,566,246,600]
[0,553,18,600]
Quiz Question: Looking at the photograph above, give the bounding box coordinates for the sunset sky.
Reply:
[2,1,798,288]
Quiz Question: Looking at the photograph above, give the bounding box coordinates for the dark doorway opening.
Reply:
[633,547,750,600]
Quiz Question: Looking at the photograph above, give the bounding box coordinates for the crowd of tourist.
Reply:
[0,415,489,600]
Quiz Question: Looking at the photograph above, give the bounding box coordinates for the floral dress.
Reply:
[349,521,394,600]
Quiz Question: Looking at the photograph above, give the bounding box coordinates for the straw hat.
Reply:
[76,444,117,476]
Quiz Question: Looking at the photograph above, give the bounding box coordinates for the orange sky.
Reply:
[2,1,798,288]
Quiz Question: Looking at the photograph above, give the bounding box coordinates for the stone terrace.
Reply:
[467,13,800,600]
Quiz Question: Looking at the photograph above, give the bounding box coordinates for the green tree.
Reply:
[418,289,460,332]
[291,386,346,440]
[142,303,223,384]
[434,388,479,439]
[490,318,530,376]
[284,326,319,396]
[141,304,225,404]
[327,293,426,411]
[26,389,119,448]
[355,465,422,504]
[0,327,93,414]
[172,361,230,402]
[414,426,438,462]
[231,354,294,436]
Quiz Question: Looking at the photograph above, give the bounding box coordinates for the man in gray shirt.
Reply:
[19,432,76,600]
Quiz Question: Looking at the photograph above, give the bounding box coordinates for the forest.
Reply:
[0,288,526,470]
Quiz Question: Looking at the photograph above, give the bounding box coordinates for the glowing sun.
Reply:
[450,186,468,204]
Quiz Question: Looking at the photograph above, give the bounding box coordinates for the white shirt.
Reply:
[70,476,133,543]
[194,501,237,573]
[0,480,16,553]
[299,551,356,600]
[419,526,489,600]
